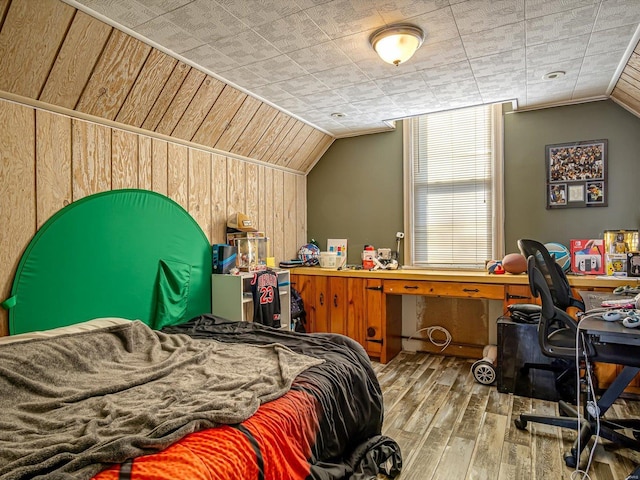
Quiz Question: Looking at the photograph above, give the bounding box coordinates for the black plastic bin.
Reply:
[497,315,576,402]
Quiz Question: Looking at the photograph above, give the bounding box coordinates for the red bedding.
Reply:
[159,316,403,480]
[94,389,319,480]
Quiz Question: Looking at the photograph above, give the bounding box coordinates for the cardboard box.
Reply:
[628,252,640,277]
[606,253,628,276]
[604,229,639,254]
[570,239,604,275]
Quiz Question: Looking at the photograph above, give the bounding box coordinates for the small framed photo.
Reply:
[546,139,607,209]
[549,184,567,206]
[586,181,604,204]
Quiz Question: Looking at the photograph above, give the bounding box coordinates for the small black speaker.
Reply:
[212,244,237,274]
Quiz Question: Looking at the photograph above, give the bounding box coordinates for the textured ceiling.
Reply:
[66,0,640,138]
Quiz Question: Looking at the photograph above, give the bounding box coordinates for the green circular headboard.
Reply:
[4,189,212,334]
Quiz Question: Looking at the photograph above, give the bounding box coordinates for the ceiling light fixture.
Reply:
[369,24,424,66]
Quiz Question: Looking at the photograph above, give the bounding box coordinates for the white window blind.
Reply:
[406,104,503,269]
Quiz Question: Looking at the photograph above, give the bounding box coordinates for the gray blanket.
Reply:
[0,320,323,479]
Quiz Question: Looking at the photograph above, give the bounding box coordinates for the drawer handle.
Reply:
[368,339,383,344]
[403,285,419,290]
[319,293,324,306]
[506,293,529,300]
[333,294,338,307]
[463,288,479,293]
[366,285,383,291]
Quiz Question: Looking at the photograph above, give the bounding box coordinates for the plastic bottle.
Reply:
[362,245,375,270]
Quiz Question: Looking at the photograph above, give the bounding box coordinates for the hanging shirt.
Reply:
[250,269,281,328]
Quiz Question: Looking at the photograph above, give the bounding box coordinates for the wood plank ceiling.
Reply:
[611,40,640,116]
[0,0,333,174]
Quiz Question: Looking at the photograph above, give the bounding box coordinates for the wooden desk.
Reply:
[291,267,639,363]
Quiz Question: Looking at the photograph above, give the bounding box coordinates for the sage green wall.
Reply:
[307,100,640,263]
[306,124,404,265]
[504,100,640,253]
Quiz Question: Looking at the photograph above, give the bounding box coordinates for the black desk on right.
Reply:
[578,315,640,411]
[573,291,640,459]
[579,290,640,367]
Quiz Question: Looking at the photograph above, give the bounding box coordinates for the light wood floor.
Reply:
[373,351,640,480]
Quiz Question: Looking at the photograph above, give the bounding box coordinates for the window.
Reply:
[404,104,504,269]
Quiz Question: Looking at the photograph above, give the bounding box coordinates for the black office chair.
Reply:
[515,239,583,398]
[514,256,640,468]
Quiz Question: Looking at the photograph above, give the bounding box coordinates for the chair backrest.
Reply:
[526,256,579,359]
[518,238,584,311]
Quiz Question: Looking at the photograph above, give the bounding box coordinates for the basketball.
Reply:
[545,242,571,272]
[502,253,527,274]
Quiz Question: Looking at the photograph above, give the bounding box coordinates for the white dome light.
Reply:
[370,24,425,66]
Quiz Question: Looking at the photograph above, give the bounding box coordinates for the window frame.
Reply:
[402,103,505,270]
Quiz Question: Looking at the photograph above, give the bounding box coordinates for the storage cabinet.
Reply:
[292,274,346,335]
[328,276,347,335]
[291,274,401,362]
[211,270,291,330]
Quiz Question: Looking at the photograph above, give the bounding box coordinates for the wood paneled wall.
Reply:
[612,40,640,115]
[0,0,333,336]
[0,98,307,336]
[0,0,333,173]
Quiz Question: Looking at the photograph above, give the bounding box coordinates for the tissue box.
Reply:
[570,239,604,275]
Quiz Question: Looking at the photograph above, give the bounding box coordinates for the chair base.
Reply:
[515,400,640,468]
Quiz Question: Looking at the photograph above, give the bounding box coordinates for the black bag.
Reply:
[290,287,307,333]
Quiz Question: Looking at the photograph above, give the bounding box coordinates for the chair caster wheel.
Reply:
[564,452,577,468]
[514,417,527,430]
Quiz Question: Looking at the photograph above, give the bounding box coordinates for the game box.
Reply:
[570,239,604,275]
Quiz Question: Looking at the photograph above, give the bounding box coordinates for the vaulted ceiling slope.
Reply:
[0,0,333,174]
[611,41,640,114]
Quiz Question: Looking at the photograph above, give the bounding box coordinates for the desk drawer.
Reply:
[383,279,504,300]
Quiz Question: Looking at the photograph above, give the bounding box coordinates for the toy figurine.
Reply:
[613,232,629,254]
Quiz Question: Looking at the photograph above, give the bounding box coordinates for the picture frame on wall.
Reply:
[545,139,607,209]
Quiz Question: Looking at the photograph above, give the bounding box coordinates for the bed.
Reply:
[0,189,401,480]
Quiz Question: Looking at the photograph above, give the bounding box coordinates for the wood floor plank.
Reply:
[529,399,565,480]
[453,383,491,440]
[432,436,475,480]
[403,383,450,435]
[465,411,507,480]
[498,442,532,480]
[399,426,453,480]
[486,388,510,416]
[505,395,532,446]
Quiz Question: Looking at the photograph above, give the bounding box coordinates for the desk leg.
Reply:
[597,366,640,415]
[382,294,402,364]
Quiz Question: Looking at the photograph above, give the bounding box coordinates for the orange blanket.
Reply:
[94,389,319,480]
